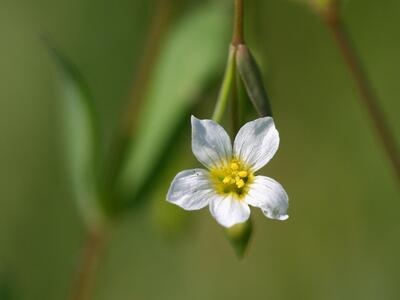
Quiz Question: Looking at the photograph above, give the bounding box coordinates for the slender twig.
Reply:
[232,0,245,46]
[319,3,400,182]
[213,0,246,123]
[123,0,173,133]
[104,0,174,194]
[70,226,109,300]
[232,0,245,135]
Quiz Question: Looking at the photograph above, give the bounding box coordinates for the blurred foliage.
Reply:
[47,40,104,226]
[0,275,17,300]
[117,1,231,209]
[0,0,399,299]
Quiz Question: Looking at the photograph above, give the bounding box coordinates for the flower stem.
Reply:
[213,0,246,123]
[321,3,400,182]
[212,46,237,123]
[232,0,245,46]
[70,225,109,300]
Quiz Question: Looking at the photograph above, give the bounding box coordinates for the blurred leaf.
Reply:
[236,45,273,117]
[116,1,231,209]
[47,40,104,226]
[0,276,16,300]
[225,218,253,259]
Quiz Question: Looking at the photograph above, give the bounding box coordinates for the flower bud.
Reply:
[225,218,253,259]
[236,45,273,117]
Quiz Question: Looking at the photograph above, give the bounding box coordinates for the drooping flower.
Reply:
[167,116,289,228]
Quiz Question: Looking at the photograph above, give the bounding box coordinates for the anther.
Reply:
[230,162,239,170]
[236,179,245,188]
[238,171,248,178]
[223,176,231,184]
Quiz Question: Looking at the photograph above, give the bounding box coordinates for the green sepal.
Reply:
[225,218,253,259]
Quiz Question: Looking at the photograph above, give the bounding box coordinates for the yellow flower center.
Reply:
[210,159,254,199]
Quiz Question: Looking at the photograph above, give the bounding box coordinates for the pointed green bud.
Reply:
[236,44,272,117]
[225,218,253,259]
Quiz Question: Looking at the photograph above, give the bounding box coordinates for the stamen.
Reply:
[238,171,248,178]
[223,176,231,184]
[236,179,245,188]
[230,162,239,170]
[210,159,253,197]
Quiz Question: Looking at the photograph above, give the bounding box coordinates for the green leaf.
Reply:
[116,1,231,209]
[236,44,273,117]
[225,218,253,259]
[46,40,103,226]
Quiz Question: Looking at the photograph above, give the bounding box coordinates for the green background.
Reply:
[0,0,399,299]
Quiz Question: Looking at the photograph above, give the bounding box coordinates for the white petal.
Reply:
[191,116,232,169]
[209,194,250,227]
[233,117,279,171]
[167,169,215,210]
[245,176,289,220]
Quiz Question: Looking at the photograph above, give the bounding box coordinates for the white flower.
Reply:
[167,116,289,228]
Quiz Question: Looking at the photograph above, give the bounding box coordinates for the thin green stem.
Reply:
[231,73,240,134]
[213,0,247,124]
[320,4,400,182]
[123,0,173,133]
[70,225,109,300]
[212,46,237,123]
[232,0,245,46]
[103,0,173,202]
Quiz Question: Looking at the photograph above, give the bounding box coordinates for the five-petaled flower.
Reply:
[167,116,289,228]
